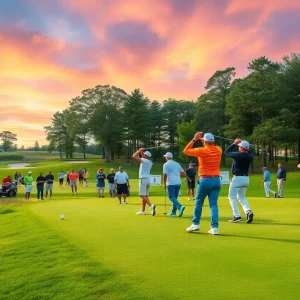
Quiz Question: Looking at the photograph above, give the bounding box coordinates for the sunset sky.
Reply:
[1,0,300,147]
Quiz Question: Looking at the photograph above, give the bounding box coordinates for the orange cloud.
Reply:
[1,0,300,147]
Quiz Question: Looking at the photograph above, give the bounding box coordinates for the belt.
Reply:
[233,175,248,177]
[200,175,220,178]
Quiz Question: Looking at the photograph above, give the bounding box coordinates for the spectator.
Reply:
[277,163,286,198]
[45,170,54,200]
[114,167,130,204]
[96,168,106,197]
[58,170,65,187]
[78,168,84,186]
[24,171,34,201]
[107,168,116,197]
[36,172,46,200]
[69,169,78,195]
[84,168,89,187]
[186,163,197,201]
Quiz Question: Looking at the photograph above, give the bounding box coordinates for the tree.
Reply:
[123,89,151,163]
[161,99,195,155]
[0,131,17,152]
[280,53,300,162]
[195,67,236,165]
[44,110,76,158]
[34,140,40,152]
[70,85,128,162]
[177,120,196,162]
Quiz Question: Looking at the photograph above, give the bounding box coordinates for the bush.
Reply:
[0,155,24,161]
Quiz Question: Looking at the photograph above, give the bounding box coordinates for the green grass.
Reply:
[1,157,300,299]
[1,181,300,299]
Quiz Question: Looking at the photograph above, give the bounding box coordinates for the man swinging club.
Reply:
[225,139,254,224]
[132,148,156,216]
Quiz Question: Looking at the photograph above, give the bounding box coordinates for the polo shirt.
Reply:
[24,175,33,185]
[115,171,129,184]
[139,158,153,179]
[69,172,78,181]
[163,160,184,186]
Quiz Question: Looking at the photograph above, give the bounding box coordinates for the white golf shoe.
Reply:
[208,228,219,235]
[186,224,199,232]
[136,211,146,215]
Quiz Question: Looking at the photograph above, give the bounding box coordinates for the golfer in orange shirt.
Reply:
[183,132,222,235]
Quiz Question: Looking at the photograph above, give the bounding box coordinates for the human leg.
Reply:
[228,176,242,218]
[264,182,269,197]
[167,185,182,213]
[207,178,221,229]
[192,179,208,225]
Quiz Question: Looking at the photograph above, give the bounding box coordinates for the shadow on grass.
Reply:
[220,233,300,244]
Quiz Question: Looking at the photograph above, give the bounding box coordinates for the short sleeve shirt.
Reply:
[69,172,78,181]
[45,174,54,184]
[263,171,271,182]
[115,172,129,184]
[139,158,153,179]
[163,160,184,186]
[186,168,196,181]
[107,173,115,183]
[24,176,33,185]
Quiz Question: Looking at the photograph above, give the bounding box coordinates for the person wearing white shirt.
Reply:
[132,148,156,216]
[163,152,186,217]
[58,170,65,187]
[114,167,130,204]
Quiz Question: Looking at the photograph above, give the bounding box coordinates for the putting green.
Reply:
[25,194,300,299]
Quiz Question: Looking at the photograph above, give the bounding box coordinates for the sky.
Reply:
[1,0,300,147]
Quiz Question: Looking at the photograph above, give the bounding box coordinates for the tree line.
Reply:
[45,53,300,166]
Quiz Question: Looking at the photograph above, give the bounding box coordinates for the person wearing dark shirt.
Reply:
[225,139,254,224]
[36,172,46,200]
[107,168,116,197]
[185,163,197,200]
[45,170,54,200]
[96,168,106,197]
[276,163,286,198]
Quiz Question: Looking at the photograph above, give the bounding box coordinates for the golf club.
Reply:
[163,188,167,215]
[212,134,256,147]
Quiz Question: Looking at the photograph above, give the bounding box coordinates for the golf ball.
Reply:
[60,215,65,220]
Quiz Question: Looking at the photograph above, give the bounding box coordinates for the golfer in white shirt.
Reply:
[132,148,156,216]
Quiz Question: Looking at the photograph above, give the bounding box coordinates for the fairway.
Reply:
[1,181,300,299]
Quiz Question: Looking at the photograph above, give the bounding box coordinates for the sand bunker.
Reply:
[7,163,34,169]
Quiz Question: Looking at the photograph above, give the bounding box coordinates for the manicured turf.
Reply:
[1,185,300,299]
[1,158,300,299]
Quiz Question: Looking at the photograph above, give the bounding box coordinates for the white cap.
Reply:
[144,151,152,158]
[238,141,250,150]
[28,171,32,174]
[163,152,173,158]
[203,133,214,142]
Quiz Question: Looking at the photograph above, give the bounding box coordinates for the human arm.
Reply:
[183,132,205,157]
[132,148,145,163]
[224,139,241,158]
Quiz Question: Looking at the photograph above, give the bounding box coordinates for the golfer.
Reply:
[114,167,130,204]
[45,170,54,200]
[277,163,286,198]
[186,163,196,200]
[24,171,34,201]
[163,152,185,217]
[132,148,156,216]
[225,139,254,224]
[261,167,276,198]
[184,132,222,235]
[69,169,78,195]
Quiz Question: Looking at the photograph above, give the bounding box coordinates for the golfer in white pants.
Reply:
[225,139,254,224]
[261,167,276,198]
[276,163,286,198]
